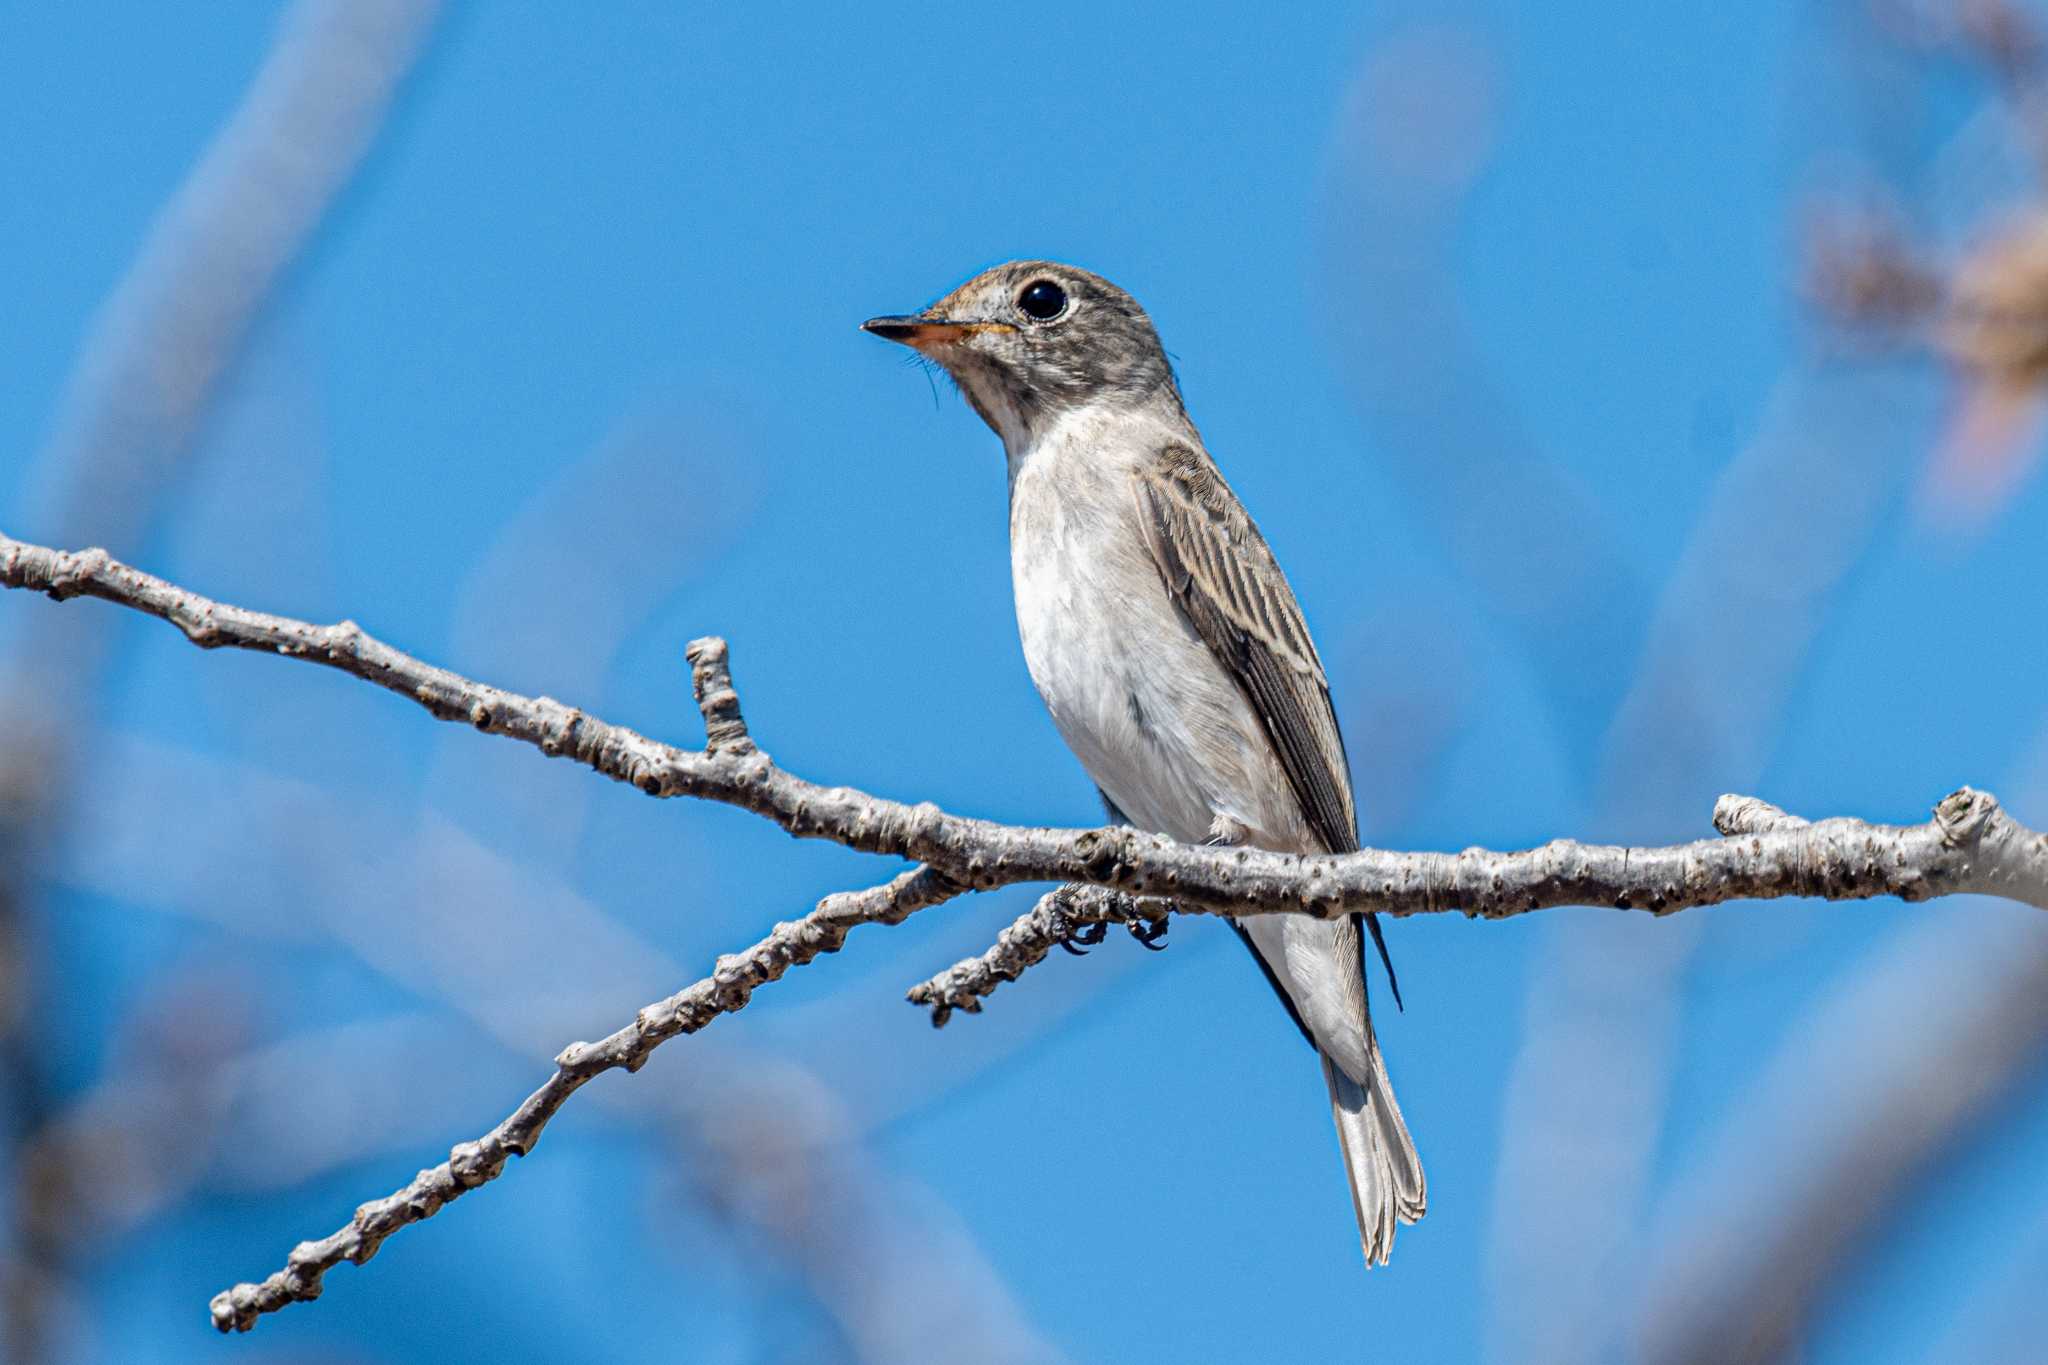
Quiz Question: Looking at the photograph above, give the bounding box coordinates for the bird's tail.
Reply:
[1323,1037,1426,1266]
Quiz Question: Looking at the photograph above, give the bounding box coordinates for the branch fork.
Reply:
[3,530,2044,1331]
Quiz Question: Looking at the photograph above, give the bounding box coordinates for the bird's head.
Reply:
[863,260,1178,446]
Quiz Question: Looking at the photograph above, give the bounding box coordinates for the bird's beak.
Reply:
[861,315,1014,348]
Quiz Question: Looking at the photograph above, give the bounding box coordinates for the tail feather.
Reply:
[1323,1040,1426,1265]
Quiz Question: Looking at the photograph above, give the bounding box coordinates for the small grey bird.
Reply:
[864,261,1425,1263]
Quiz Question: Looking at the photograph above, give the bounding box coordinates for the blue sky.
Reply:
[5,3,2048,1362]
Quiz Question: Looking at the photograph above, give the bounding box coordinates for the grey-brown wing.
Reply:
[1134,443,1358,856]
[1134,443,1402,1006]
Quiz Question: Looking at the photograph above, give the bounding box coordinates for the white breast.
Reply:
[1005,409,1308,851]
[1003,408,1368,1083]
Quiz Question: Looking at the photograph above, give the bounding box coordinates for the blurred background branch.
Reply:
[6,2,2048,1361]
[0,4,1059,1359]
[6,531,2045,1336]
[0,3,441,1359]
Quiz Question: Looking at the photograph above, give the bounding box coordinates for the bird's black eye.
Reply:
[1017,279,1068,322]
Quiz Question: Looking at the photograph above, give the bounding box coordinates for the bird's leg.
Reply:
[1133,813,1248,952]
[1059,788,1136,955]
[1123,814,1242,952]
[1060,800,1243,955]
[1206,815,1250,847]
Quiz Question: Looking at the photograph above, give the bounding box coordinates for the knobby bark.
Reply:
[3,529,2044,1331]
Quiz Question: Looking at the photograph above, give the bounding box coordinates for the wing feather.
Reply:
[1133,444,1356,855]
[1134,443,1402,1008]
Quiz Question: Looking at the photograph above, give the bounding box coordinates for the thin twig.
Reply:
[7,532,2046,925]
[206,863,964,1331]
[4,530,2048,1332]
[906,885,1165,1026]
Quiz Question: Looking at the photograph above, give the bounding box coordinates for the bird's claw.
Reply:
[1128,915,1170,950]
[1058,920,1108,955]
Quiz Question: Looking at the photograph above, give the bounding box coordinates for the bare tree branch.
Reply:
[905,884,1165,1026]
[205,862,964,1331]
[1629,721,2048,1365]
[7,532,2047,929]
[4,530,2048,1330]
[1486,359,1930,1365]
[60,726,1055,1346]
[0,5,442,1355]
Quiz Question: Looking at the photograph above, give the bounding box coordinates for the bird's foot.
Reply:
[1057,920,1109,956]
[1127,915,1170,951]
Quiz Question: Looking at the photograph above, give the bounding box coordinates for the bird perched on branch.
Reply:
[864,261,1424,1263]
